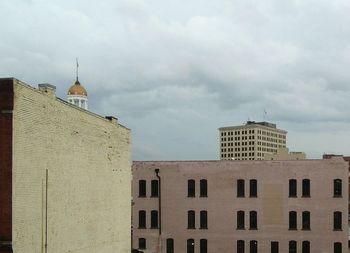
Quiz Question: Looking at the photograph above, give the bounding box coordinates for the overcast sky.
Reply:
[1,0,350,160]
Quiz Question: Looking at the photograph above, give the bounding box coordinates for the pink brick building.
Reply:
[132,158,348,253]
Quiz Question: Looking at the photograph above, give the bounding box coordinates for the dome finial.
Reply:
[75,57,80,84]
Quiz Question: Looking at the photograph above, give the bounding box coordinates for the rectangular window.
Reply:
[250,179,257,197]
[151,180,159,197]
[302,241,310,253]
[302,211,310,230]
[237,179,245,197]
[237,240,245,253]
[289,211,297,230]
[334,179,342,197]
[271,242,279,253]
[200,239,207,253]
[334,212,342,230]
[249,211,257,230]
[139,238,146,249]
[334,242,342,253]
[151,210,158,228]
[289,179,297,197]
[250,240,257,253]
[139,180,146,197]
[289,241,297,253]
[200,179,208,197]
[139,210,146,228]
[200,210,208,229]
[167,239,174,253]
[188,179,195,197]
[302,179,310,197]
[188,210,195,229]
[237,211,245,229]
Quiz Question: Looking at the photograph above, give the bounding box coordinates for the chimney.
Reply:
[38,83,56,97]
[105,116,118,124]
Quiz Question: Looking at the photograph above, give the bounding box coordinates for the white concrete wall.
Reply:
[12,79,131,253]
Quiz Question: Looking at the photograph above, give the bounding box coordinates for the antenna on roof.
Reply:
[263,108,267,121]
[76,57,79,83]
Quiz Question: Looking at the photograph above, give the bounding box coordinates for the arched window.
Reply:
[166,238,174,253]
[187,239,195,253]
[271,242,279,253]
[302,241,310,253]
[237,179,245,197]
[188,210,195,229]
[334,211,342,230]
[139,180,146,197]
[250,179,257,197]
[200,179,207,197]
[151,210,158,228]
[237,240,245,253]
[200,239,207,253]
[289,179,297,197]
[200,210,208,229]
[237,211,245,229]
[334,179,342,197]
[302,179,310,197]
[334,242,342,253]
[138,238,146,249]
[249,211,257,230]
[302,211,310,230]
[250,240,257,253]
[289,241,297,253]
[151,180,159,197]
[188,179,195,197]
[289,211,297,230]
[138,210,146,228]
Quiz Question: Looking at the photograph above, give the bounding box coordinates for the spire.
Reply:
[75,58,80,85]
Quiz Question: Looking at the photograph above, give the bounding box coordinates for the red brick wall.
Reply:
[0,79,13,253]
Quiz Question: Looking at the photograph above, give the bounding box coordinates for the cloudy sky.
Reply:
[1,0,350,160]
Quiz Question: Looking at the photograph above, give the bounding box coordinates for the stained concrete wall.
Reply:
[133,158,348,253]
[10,79,131,253]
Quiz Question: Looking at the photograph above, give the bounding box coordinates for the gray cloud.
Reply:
[1,0,350,159]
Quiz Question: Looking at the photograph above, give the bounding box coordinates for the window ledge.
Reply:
[237,196,245,198]
[150,227,159,229]
[199,196,208,198]
[236,228,245,230]
[301,196,311,198]
[249,228,258,230]
[199,227,208,230]
[302,228,311,231]
[288,228,297,231]
[288,196,297,198]
[150,196,159,198]
[333,195,342,198]
[138,227,146,229]
[187,227,196,229]
[138,196,147,198]
[249,196,258,198]
[333,229,343,231]
[187,196,196,198]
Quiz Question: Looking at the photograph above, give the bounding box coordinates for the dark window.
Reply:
[334,211,342,230]
[250,240,257,253]
[250,179,257,197]
[151,210,158,228]
[188,179,195,197]
[289,241,297,253]
[237,211,245,229]
[334,242,342,253]
[138,210,146,228]
[166,238,174,253]
[200,239,207,253]
[237,179,245,197]
[139,180,146,197]
[289,179,297,197]
[139,238,146,249]
[188,210,195,229]
[200,211,208,229]
[302,179,310,197]
[151,180,159,197]
[302,211,310,230]
[334,179,342,197]
[302,241,310,253]
[271,241,279,253]
[187,239,195,253]
[200,179,208,197]
[289,211,297,230]
[250,211,257,230]
[237,240,245,253]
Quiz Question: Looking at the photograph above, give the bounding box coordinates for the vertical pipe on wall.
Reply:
[155,169,161,235]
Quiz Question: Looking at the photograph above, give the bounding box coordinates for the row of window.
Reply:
[221,130,286,138]
[138,239,343,253]
[138,210,158,229]
[288,211,344,231]
[138,179,342,199]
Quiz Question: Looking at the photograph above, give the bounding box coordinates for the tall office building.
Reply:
[219,121,287,160]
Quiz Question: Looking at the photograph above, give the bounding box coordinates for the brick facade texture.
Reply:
[0,79,14,253]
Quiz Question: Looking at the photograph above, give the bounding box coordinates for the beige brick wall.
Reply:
[12,79,131,253]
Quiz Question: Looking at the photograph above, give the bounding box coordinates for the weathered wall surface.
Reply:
[133,158,348,253]
[11,79,131,253]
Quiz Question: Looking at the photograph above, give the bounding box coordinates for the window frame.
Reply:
[200,210,208,229]
[302,179,310,197]
[237,240,245,253]
[249,211,257,230]
[237,210,245,230]
[138,210,146,229]
[302,211,310,230]
[187,239,195,253]
[139,238,146,249]
[200,179,208,197]
[250,240,258,253]
[188,179,195,197]
[200,239,207,253]
[249,179,257,197]
[151,180,159,197]
[166,238,174,253]
[289,240,297,253]
[302,241,310,253]
[237,179,245,197]
[334,179,342,197]
[138,180,146,197]
[289,179,297,197]
[150,210,158,229]
[188,210,196,229]
[289,211,297,230]
[333,211,342,231]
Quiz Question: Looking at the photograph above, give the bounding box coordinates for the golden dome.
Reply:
[67,80,87,96]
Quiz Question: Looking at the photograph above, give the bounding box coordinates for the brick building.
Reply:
[0,78,132,253]
[132,158,348,253]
